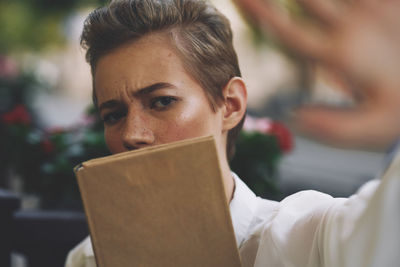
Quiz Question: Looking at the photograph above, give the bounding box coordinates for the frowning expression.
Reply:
[94,34,225,154]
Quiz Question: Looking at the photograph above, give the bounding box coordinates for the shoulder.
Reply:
[268,190,343,236]
[246,190,344,266]
[250,184,383,266]
[280,189,342,214]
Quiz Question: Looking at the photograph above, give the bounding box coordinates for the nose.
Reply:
[121,111,155,150]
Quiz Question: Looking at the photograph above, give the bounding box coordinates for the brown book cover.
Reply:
[75,136,242,267]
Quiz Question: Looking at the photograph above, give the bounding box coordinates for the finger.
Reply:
[371,0,400,37]
[297,0,344,27]
[294,106,400,149]
[235,0,329,62]
[311,66,361,99]
[360,0,400,17]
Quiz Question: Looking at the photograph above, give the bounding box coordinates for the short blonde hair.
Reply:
[81,0,245,159]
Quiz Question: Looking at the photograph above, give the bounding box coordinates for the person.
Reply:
[65,0,400,266]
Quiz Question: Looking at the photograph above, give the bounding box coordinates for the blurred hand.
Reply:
[235,0,400,149]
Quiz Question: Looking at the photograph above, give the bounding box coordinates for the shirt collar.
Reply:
[229,172,259,247]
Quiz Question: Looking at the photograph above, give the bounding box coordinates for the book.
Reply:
[75,136,242,267]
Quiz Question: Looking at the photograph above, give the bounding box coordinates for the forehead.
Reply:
[94,34,198,102]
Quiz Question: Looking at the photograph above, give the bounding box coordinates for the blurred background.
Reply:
[0,0,386,266]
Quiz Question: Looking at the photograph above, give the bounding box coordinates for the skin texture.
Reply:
[94,33,247,202]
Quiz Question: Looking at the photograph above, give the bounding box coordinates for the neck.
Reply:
[219,157,235,204]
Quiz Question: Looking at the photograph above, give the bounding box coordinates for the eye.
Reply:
[102,110,126,125]
[150,96,177,110]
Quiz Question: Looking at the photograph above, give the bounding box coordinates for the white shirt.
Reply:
[65,150,400,267]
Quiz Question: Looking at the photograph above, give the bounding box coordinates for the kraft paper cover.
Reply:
[75,136,241,267]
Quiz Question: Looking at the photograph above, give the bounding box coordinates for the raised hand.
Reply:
[235,0,400,149]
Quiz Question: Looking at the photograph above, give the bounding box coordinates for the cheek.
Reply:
[158,105,219,142]
[104,128,123,154]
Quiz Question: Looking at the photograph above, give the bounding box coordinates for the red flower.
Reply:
[40,139,55,154]
[243,115,293,153]
[269,121,293,153]
[1,104,31,125]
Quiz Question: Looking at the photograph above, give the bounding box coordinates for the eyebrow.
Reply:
[98,82,176,113]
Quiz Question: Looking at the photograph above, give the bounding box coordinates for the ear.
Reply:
[222,77,247,132]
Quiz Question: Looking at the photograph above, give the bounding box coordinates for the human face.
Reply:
[94,34,226,155]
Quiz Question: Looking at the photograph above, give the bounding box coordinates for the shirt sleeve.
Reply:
[253,189,343,267]
[322,152,400,267]
[254,151,400,267]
